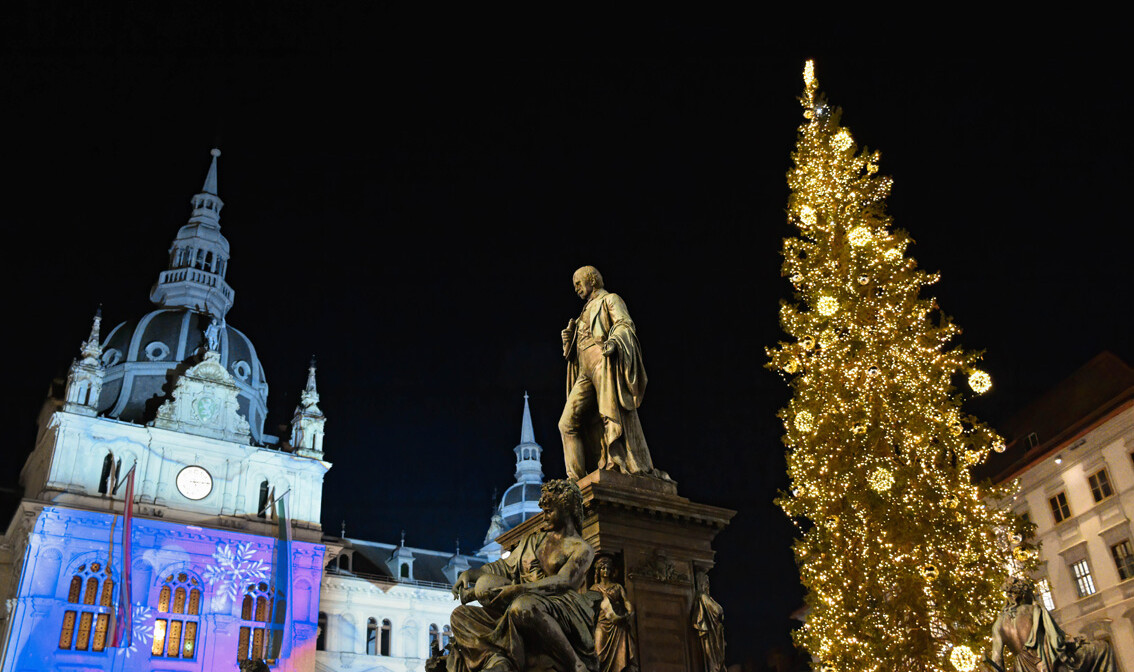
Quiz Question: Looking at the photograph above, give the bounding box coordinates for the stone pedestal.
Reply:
[497,471,734,672]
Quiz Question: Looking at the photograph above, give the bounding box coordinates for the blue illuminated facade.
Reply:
[0,149,331,671]
[3,507,325,671]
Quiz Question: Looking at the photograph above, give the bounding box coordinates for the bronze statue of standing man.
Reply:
[559,266,668,483]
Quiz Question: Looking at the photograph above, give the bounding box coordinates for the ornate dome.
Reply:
[97,308,269,442]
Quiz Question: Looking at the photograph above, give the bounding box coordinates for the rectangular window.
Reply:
[1071,559,1097,597]
[167,620,183,657]
[59,610,76,649]
[183,621,198,658]
[1089,469,1114,503]
[1049,492,1071,523]
[1036,578,1055,611]
[92,613,109,652]
[76,612,93,650]
[1112,541,1134,580]
[153,619,168,656]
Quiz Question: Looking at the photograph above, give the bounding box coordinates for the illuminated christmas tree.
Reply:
[768,62,1035,672]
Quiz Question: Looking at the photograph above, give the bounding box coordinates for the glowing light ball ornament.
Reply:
[817,296,839,316]
[950,645,978,672]
[795,411,815,433]
[968,370,992,394]
[922,564,940,581]
[868,467,894,492]
[848,226,871,247]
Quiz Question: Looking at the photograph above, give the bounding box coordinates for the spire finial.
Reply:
[520,391,535,445]
[306,356,318,393]
[79,306,104,364]
[456,538,461,556]
[341,519,346,538]
[400,530,406,547]
[202,148,221,195]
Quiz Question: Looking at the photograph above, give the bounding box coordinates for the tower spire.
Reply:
[150,148,235,318]
[289,356,326,459]
[64,307,105,416]
[520,390,535,444]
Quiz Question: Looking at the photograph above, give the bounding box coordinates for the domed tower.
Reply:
[495,393,545,531]
[96,149,270,442]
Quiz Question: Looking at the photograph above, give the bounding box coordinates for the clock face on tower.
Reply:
[176,465,213,500]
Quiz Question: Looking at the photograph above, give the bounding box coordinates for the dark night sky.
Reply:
[2,13,1131,665]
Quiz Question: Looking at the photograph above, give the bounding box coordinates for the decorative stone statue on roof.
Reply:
[205,316,223,352]
[988,578,1116,672]
[445,479,598,672]
[559,266,668,483]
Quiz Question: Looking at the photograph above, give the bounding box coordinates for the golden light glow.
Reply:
[869,468,894,492]
[804,60,816,90]
[800,204,817,227]
[849,226,871,247]
[795,410,815,432]
[833,129,854,152]
[949,645,978,672]
[968,370,992,394]
[769,60,1028,671]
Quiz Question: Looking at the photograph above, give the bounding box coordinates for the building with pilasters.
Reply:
[0,150,331,671]
[988,352,1134,669]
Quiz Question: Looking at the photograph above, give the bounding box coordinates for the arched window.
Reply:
[316,612,327,651]
[338,553,350,572]
[237,582,276,664]
[151,571,202,659]
[366,617,378,655]
[442,624,452,649]
[429,623,440,656]
[98,453,114,495]
[400,563,409,579]
[381,619,391,656]
[58,561,114,652]
[258,481,270,519]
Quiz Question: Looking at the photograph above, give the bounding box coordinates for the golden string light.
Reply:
[768,60,1030,671]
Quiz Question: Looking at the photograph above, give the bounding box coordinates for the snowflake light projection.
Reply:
[204,540,268,601]
[124,604,154,658]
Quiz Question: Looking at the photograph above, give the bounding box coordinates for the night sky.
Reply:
[2,14,1131,665]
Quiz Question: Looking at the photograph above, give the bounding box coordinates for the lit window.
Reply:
[1112,541,1134,581]
[1088,469,1114,503]
[237,582,277,664]
[1035,578,1055,611]
[1049,492,1071,523]
[366,617,377,655]
[429,623,440,656]
[58,561,113,652]
[151,572,202,659]
[1071,559,1096,597]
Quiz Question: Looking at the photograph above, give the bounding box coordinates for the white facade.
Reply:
[994,353,1134,669]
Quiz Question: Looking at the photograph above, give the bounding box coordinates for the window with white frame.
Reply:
[1088,468,1114,503]
[1070,559,1096,597]
[1035,578,1055,611]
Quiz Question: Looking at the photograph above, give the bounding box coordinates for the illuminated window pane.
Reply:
[1071,559,1096,597]
[159,585,171,612]
[83,577,99,605]
[238,626,250,660]
[178,572,188,583]
[93,613,109,652]
[76,612,93,650]
[242,595,253,620]
[167,620,183,657]
[100,578,114,607]
[1036,578,1055,611]
[173,587,186,614]
[255,596,271,621]
[252,628,265,659]
[153,619,167,656]
[59,610,76,649]
[183,621,198,659]
[188,589,201,615]
[68,576,82,603]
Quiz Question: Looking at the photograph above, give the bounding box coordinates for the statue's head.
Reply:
[595,555,617,580]
[696,570,711,593]
[540,478,585,531]
[572,266,604,300]
[1006,578,1035,606]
